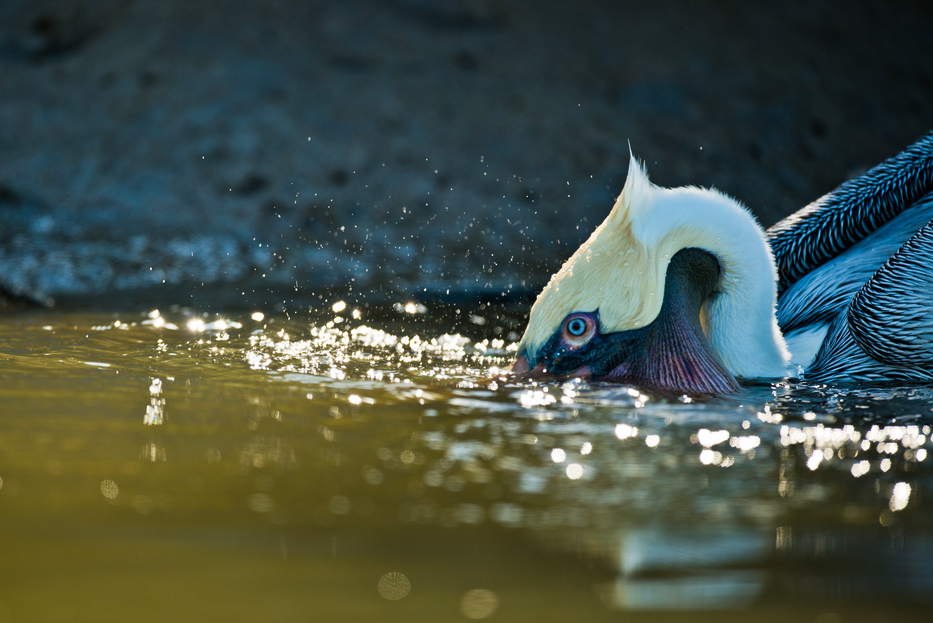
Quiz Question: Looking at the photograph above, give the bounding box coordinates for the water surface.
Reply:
[1,302,931,622]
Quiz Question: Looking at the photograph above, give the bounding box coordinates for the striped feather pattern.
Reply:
[807,309,933,383]
[768,132,933,294]
[769,133,933,383]
[847,219,933,366]
[777,194,933,334]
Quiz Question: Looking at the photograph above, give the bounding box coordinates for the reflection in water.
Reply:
[609,528,769,609]
[0,306,932,620]
[144,378,164,425]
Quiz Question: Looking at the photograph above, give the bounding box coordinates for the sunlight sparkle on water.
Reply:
[757,405,783,423]
[394,301,427,315]
[626,387,649,408]
[140,309,177,330]
[145,316,166,329]
[566,463,584,480]
[144,378,164,426]
[806,451,823,471]
[241,314,507,383]
[6,306,933,617]
[890,482,911,511]
[699,449,723,465]
[851,460,870,477]
[520,390,556,408]
[25,311,929,543]
[775,421,930,477]
[730,436,760,452]
[697,429,730,447]
[615,423,638,440]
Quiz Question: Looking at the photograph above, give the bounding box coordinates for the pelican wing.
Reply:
[767,133,933,293]
[847,219,933,366]
[776,194,933,335]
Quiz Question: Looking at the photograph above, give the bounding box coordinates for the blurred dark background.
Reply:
[1,0,932,307]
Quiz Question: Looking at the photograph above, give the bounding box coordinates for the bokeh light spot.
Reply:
[890,482,911,512]
[377,572,411,600]
[100,479,119,500]
[615,423,637,439]
[461,589,499,619]
[328,495,352,515]
[247,493,275,513]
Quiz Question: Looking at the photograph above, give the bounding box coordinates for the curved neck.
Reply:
[644,248,740,393]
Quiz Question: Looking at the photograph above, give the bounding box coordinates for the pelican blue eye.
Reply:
[567,318,587,336]
[561,313,596,349]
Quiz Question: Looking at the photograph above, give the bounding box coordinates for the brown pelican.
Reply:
[512,133,933,394]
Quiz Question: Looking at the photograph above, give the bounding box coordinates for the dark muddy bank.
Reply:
[1,0,931,306]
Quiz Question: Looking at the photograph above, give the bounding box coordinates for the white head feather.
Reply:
[517,156,791,379]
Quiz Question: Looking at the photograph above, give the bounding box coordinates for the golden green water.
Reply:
[1,302,932,622]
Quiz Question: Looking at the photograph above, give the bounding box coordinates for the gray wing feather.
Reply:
[777,194,933,334]
[847,220,933,366]
[767,132,933,293]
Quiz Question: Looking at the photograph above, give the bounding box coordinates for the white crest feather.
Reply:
[517,155,791,379]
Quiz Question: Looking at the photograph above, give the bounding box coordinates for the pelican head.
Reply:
[512,156,791,394]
